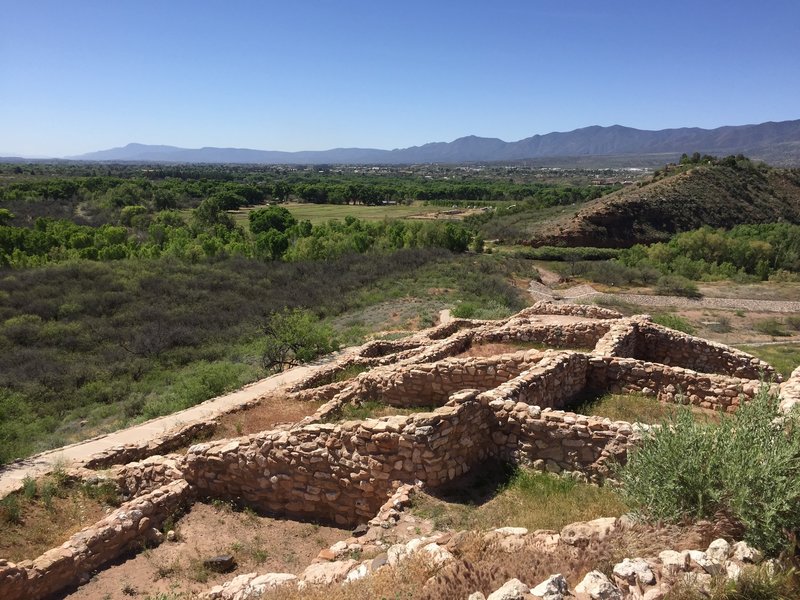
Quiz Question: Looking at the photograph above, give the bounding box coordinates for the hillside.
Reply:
[525,160,800,248]
[62,119,800,165]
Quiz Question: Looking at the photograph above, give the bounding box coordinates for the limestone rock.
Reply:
[612,558,655,586]
[687,550,724,576]
[560,517,617,547]
[301,559,357,585]
[706,538,731,562]
[575,570,622,600]
[530,573,569,599]
[468,593,487,600]
[658,550,689,575]
[731,541,762,564]
[487,578,530,600]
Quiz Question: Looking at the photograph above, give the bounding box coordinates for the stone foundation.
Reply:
[0,479,192,600]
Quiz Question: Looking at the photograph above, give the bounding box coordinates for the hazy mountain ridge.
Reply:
[58,119,800,165]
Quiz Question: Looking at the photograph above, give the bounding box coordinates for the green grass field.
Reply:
[231,202,445,225]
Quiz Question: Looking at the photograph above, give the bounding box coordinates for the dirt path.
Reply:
[438,308,453,325]
[529,279,800,313]
[0,362,325,498]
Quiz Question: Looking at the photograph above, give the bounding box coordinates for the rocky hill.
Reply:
[527,160,800,248]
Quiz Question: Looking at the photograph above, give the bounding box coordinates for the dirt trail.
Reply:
[529,279,800,313]
[0,362,326,498]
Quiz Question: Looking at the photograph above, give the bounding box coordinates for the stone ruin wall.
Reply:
[0,479,192,600]
[635,321,776,381]
[182,352,630,526]
[324,349,546,409]
[514,302,623,320]
[473,320,610,349]
[183,394,496,527]
[2,302,787,600]
[586,356,776,413]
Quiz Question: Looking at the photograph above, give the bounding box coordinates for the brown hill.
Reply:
[528,159,800,248]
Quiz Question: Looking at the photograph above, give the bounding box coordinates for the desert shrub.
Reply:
[261,308,339,372]
[652,313,696,334]
[618,386,800,555]
[755,318,790,337]
[655,275,702,298]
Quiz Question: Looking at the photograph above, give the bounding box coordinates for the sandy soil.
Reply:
[62,502,348,600]
[211,395,323,441]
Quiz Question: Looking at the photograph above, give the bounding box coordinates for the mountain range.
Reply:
[55,119,800,165]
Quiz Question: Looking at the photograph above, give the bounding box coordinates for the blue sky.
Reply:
[2,0,799,156]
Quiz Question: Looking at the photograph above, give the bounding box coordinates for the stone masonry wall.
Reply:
[635,322,776,380]
[479,351,588,410]
[516,301,623,320]
[330,350,545,408]
[586,356,773,412]
[474,321,610,350]
[593,319,640,358]
[0,479,192,600]
[183,391,495,527]
[779,365,800,413]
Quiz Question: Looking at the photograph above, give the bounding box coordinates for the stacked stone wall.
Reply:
[331,350,545,408]
[84,420,217,469]
[593,319,640,357]
[112,455,186,499]
[779,366,800,413]
[587,357,772,412]
[0,479,192,600]
[516,301,623,320]
[474,321,609,349]
[500,405,635,482]
[183,391,495,527]
[479,352,588,410]
[636,322,776,380]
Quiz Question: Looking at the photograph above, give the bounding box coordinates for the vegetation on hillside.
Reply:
[525,156,800,248]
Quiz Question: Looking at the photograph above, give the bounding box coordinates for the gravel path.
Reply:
[529,281,800,313]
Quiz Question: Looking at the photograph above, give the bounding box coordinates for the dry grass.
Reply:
[212,395,323,439]
[571,392,718,425]
[412,467,627,533]
[0,473,119,561]
[263,553,437,600]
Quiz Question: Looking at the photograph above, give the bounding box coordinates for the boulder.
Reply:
[204,554,236,573]
[706,538,731,562]
[560,517,617,547]
[612,558,655,586]
[487,578,530,600]
[575,570,622,600]
[301,559,357,585]
[530,573,569,599]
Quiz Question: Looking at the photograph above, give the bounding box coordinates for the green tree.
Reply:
[261,308,338,372]
[248,205,297,234]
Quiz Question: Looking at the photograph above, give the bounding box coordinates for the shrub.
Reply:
[261,308,339,372]
[754,318,790,337]
[655,275,702,298]
[618,387,800,555]
[652,313,695,334]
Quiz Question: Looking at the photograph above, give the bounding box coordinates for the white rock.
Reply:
[247,573,297,595]
[344,562,369,583]
[706,538,731,562]
[658,550,689,574]
[725,560,742,581]
[612,558,655,586]
[687,550,724,576]
[468,593,487,600]
[493,527,529,536]
[575,570,621,599]
[731,541,762,564]
[560,517,617,547]
[487,578,530,600]
[387,543,407,567]
[330,540,349,557]
[301,559,357,585]
[422,542,454,567]
[530,573,569,599]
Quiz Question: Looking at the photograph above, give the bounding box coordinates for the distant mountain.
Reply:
[66,119,800,165]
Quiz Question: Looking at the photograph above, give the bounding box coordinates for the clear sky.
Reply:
[2,0,799,157]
